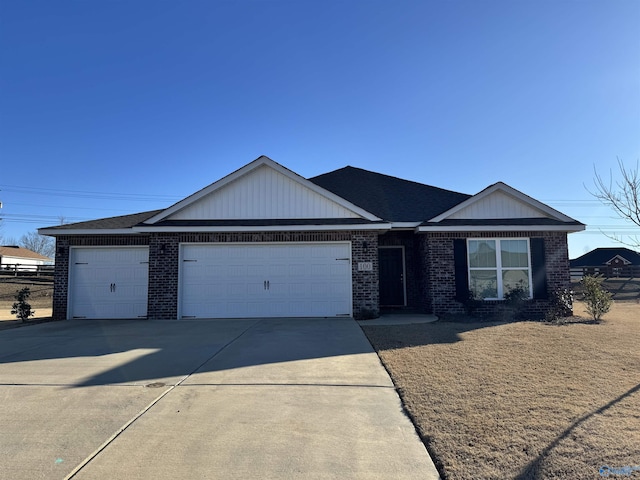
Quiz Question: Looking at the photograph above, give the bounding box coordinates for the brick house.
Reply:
[39,156,584,320]
[571,247,640,278]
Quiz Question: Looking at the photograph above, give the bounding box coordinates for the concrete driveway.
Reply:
[0,318,439,479]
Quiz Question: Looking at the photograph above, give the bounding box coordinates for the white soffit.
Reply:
[145,156,380,223]
[428,182,577,223]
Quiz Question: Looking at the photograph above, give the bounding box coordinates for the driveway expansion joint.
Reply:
[64,319,262,479]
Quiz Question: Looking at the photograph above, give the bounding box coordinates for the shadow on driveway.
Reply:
[0,317,385,388]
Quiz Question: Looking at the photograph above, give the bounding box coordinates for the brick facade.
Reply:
[420,231,571,318]
[53,229,571,321]
[55,230,380,321]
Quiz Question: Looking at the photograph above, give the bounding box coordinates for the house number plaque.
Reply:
[357,262,373,271]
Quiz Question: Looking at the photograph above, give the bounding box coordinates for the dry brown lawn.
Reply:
[363,301,640,480]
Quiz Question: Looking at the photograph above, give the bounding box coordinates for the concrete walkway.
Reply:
[358,313,438,326]
[0,318,440,480]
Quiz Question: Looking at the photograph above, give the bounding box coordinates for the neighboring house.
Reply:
[0,245,52,271]
[39,156,584,320]
[570,247,640,278]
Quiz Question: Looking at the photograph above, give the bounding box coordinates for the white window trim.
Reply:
[467,238,533,300]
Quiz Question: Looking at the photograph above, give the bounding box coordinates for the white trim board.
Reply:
[144,156,382,224]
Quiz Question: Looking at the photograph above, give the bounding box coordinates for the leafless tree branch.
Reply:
[587,158,640,248]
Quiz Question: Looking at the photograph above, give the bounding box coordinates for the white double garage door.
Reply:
[69,243,352,319]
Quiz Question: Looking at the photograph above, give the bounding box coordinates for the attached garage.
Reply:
[40,156,582,321]
[69,247,149,319]
[179,243,352,319]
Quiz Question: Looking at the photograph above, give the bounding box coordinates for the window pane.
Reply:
[503,269,530,295]
[468,240,497,268]
[470,270,498,298]
[501,240,529,268]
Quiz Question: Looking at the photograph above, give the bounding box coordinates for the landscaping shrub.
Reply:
[460,289,482,316]
[503,282,529,319]
[11,287,34,322]
[580,275,612,322]
[545,288,574,323]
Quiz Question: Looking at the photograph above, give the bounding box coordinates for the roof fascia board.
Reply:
[428,182,577,223]
[133,224,391,233]
[38,228,142,236]
[388,222,422,229]
[416,224,586,233]
[144,156,381,224]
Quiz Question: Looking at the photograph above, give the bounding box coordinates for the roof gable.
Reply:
[146,156,380,223]
[429,182,576,223]
[606,254,632,265]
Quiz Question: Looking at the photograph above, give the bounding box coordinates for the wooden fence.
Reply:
[0,264,54,277]
[571,265,640,280]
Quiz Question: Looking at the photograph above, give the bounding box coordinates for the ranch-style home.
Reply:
[39,156,584,320]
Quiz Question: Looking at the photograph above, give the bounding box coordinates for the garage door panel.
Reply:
[180,243,351,319]
[69,247,149,319]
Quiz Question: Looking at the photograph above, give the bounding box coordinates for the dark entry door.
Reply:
[379,248,405,306]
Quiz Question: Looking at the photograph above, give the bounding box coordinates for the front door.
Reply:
[379,247,405,306]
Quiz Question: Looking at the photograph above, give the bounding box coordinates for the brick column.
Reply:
[351,232,379,319]
[52,237,70,321]
[147,234,180,319]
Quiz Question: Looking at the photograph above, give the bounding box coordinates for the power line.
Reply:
[9,202,139,213]
[0,185,182,202]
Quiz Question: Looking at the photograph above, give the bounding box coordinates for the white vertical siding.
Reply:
[170,165,360,220]
[449,191,546,219]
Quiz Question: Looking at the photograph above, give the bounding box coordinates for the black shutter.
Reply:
[531,238,548,299]
[453,239,469,301]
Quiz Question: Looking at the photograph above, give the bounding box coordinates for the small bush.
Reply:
[580,275,612,322]
[460,289,483,316]
[503,282,529,319]
[545,288,574,323]
[358,308,378,320]
[11,287,35,322]
[504,282,529,305]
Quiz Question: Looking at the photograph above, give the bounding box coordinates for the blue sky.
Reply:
[1,0,638,259]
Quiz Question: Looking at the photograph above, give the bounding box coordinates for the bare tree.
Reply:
[19,231,55,258]
[590,158,640,248]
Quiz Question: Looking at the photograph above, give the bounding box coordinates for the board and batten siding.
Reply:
[169,165,360,220]
[448,190,546,220]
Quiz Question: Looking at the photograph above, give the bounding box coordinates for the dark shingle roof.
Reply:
[570,247,640,266]
[309,166,470,222]
[41,210,163,231]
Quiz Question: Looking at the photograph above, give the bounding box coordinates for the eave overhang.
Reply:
[38,228,144,237]
[416,224,586,233]
[132,223,392,233]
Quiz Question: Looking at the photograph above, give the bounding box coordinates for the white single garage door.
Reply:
[69,247,149,319]
[180,243,352,319]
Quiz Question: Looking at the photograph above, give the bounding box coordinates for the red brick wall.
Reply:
[53,229,571,321]
[421,231,571,318]
[55,230,381,320]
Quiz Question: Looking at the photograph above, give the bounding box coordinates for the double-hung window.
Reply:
[467,239,532,300]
